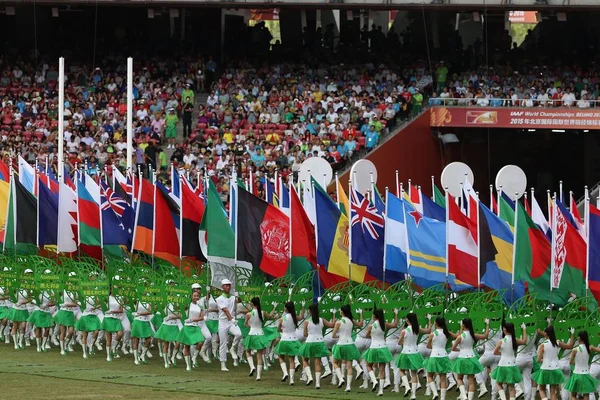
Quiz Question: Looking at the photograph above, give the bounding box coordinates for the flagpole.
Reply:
[126,57,133,174]
[497,186,502,217]
[309,178,321,297]
[370,172,375,206]
[511,192,519,304]
[489,184,494,212]
[75,172,81,258]
[58,57,65,184]
[130,168,143,256]
[36,169,40,251]
[3,166,12,255]
[234,174,240,293]
[11,168,16,259]
[559,181,563,204]
[229,167,236,226]
[288,175,294,278]
[99,177,104,265]
[550,193,557,307]
[444,187,450,285]
[335,173,340,209]
[584,186,590,311]
[179,171,183,270]
[431,176,435,201]
[383,187,389,286]
[348,178,353,284]
[151,172,157,268]
[395,170,400,198]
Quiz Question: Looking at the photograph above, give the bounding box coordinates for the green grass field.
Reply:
[0,343,441,400]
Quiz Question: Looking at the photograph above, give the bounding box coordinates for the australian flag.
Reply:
[100,181,135,249]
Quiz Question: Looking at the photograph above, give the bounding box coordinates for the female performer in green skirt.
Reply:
[396,312,432,398]
[27,289,55,353]
[244,297,276,381]
[176,290,205,371]
[331,304,364,392]
[491,322,528,400]
[131,298,154,365]
[565,330,600,400]
[0,287,11,343]
[275,300,305,385]
[451,318,490,400]
[53,286,78,355]
[102,290,124,362]
[11,275,32,349]
[155,301,182,368]
[76,294,103,359]
[424,317,458,400]
[532,325,574,400]
[298,303,336,389]
[363,307,399,396]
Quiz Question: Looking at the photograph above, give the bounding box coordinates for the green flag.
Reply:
[499,195,515,228]
[433,185,446,208]
[514,201,569,305]
[201,180,235,259]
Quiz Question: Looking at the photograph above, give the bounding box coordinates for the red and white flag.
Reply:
[447,190,479,287]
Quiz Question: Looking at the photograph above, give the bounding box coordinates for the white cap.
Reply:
[68,271,77,277]
[114,275,121,281]
[24,269,33,274]
[191,283,201,289]
[44,269,52,274]
[221,278,232,286]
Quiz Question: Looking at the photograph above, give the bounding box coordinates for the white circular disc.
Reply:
[441,162,474,198]
[350,160,378,195]
[495,165,527,200]
[299,157,333,187]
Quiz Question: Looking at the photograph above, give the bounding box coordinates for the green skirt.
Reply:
[244,334,271,351]
[53,310,76,327]
[424,356,452,374]
[532,356,541,373]
[532,368,565,385]
[102,317,124,333]
[491,365,523,384]
[11,308,30,322]
[126,310,134,323]
[152,314,163,330]
[275,340,302,356]
[564,373,600,394]
[332,343,361,361]
[238,319,250,338]
[298,341,329,359]
[132,320,154,339]
[396,353,425,371]
[176,325,205,346]
[206,319,218,334]
[452,356,484,375]
[155,324,180,342]
[264,326,280,342]
[0,306,11,319]
[362,347,394,364]
[76,314,102,332]
[28,310,54,328]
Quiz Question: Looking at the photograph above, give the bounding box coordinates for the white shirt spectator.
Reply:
[183,153,197,166]
[577,98,591,109]
[136,108,149,121]
[562,92,576,107]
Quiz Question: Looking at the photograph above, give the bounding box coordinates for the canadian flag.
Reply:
[448,190,479,287]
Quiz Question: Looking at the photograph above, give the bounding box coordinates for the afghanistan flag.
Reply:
[514,201,570,305]
[4,177,38,254]
[237,184,290,278]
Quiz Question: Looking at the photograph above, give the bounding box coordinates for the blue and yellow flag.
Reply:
[265,180,279,208]
[313,178,370,283]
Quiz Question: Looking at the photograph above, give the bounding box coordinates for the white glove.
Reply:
[358,309,363,315]
[301,300,306,307]
[232,319,238,325]
[484,318,490,324]
[393,308,399,315]
[547,317,552,324]
[231,291,238,297]
[205,286,211,292]
[569,327,575,334]
[427,314,432,320]
[317,297,322,303]
[520,323,527,330]
[272,302,278,308]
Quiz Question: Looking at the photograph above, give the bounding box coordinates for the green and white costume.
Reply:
[102,295,124,333]
[154,303,181,342]
[131,301,154,339]
[11,289,31,322]
[490,335,523,384]
[274,312,302,356]
[331,317,361,361]
[76,296,103,332]
[564,345,600,394]
[52,290,78,327]
[176,301,205,346]
[298,317,329,359]
[243,308,270,351]
[395,325,424,370]
[0,287,11,320]
[28,291,54,328]
[423,328,452,374]
[452,331,484,375]
[531,340,565,385]
[362,320,394,364]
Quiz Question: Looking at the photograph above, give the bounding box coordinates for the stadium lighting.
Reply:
[439,133,459,144]
[584,130,590,133]
[528,129,536,132]
[552,130,566,133]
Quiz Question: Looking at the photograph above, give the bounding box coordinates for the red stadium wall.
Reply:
[336,112,442,198]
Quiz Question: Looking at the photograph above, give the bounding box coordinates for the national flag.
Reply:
[447,191,479,287]
[0,160,10,244]
[0,159,9,182]
[479,202,525,300]
[422,189,445,221]
[570,192,585,235]
[237,185,290,278]
[132,178,154,257]
[337,178,350,217]
[587,203,600,304]
[408,184,422,214]
[384,192,408,275]
[551,199,587,299]
[314,178,372,283]
[100,186,130,257]
[154,181,181,266]
[4,176,38,254]
[58,182,78,253]
[265,180,280,208]
[63,167,76,191]
[498,193,516,227]
[532,193,551,239]
[373,186,385,215]
[302,182,317,226]
[524,195,532,216]
[462,179,479,228]
[279,181,290,216]
[350,186,394,283]
[100,181,128,218]
[18,156,36,195]
[514,201,570,304]
[491,191,498,215]
[112,166,132,205]
[171,167,181,201]
[38,178,58,246]
[181,180,206,261]
[38,170,59,194]
[77,180,101,247]
[289,183,322,282]
[433,184,446,208]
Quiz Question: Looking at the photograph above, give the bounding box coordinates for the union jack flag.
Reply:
[350,187,384,240]
[100,181,127,217]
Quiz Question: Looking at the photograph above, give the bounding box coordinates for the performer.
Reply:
[176,290,205,371]
[198,285,219,363]
[491,322,528,400]
[477,319,503,400]
[565,330,600,400]
[216,279,242,372]
[76,293,103,359]
[363,307,399,396]
[27,287,55,353]
[452,318,490,400]
[331,304,364,392]
[424,317,458,400]
[102,287,124,362]
[52,280,78,355]
[131,297,154,366]
[244,297,276,381]
[275,300,305,385]
[298,303,336,389]
[531,325,575,400]
[397,312,432,398]
[154,301,182,369]
[0,286,11,343]
[11,272,32,349]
